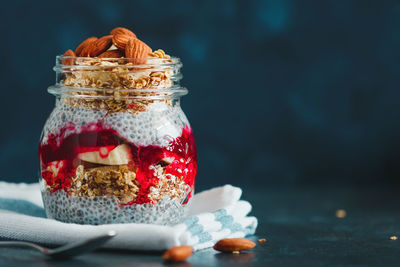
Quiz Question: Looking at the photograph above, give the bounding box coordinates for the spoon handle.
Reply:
[0,241,49,254]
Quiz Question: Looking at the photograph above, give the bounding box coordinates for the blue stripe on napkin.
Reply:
[182,207,253,245]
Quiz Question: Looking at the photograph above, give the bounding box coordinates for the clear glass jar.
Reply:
[38,55,197,225]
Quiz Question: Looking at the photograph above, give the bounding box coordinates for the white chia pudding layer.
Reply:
[42,190,190,225]
[42,101,188,148]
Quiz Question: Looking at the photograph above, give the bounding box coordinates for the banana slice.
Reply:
[78,144,132,165]
[46,160,66,177]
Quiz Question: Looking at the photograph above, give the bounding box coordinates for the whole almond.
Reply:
[62,49,75,65]
[98,49,124,58]
[89,35,113,57]
[110,27,136,38]
[213,238,256,253]
[112,33,134,51]
[74,37,98,57]
[125,38,151,64]
[79,38,99,57]
[162,245,193,262]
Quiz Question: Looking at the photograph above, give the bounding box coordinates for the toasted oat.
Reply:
[149,49,170,59]
[68,164,139,204]
[62,57,174,113]
[148,165,189,203]
[45,162,189,205]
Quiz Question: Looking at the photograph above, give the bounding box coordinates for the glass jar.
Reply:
[38,54,197,225]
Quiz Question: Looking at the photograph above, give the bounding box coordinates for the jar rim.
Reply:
[48,84,188,99]
[52,54,186,99]
[55,55,182,71]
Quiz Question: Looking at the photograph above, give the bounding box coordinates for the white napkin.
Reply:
[0,182,257,251]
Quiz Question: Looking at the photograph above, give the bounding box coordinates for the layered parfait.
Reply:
[39,27,197,225]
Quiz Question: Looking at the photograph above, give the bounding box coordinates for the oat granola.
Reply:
[62,52,174,113]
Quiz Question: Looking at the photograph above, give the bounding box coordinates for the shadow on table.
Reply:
[214,251,255,264]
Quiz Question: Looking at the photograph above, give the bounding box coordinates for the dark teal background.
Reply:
[1,0,400,189]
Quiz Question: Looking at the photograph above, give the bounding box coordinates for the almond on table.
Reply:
[162,246,193,262]
[213,238,256,253]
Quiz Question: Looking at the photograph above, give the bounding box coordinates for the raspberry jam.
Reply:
[39,124,197,204]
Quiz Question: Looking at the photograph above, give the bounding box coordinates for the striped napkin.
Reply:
[0,182,257,251]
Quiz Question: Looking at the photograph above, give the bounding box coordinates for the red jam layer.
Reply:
[39,124,197,204]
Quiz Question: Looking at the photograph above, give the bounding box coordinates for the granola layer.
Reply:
[60,164,189,205]
[61,50,175,113]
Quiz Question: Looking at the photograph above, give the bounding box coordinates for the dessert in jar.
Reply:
[38,27,197,225]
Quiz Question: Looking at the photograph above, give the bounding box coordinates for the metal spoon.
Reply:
[0,230,116,259]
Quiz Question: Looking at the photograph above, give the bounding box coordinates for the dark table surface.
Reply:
[0,185,399,267]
